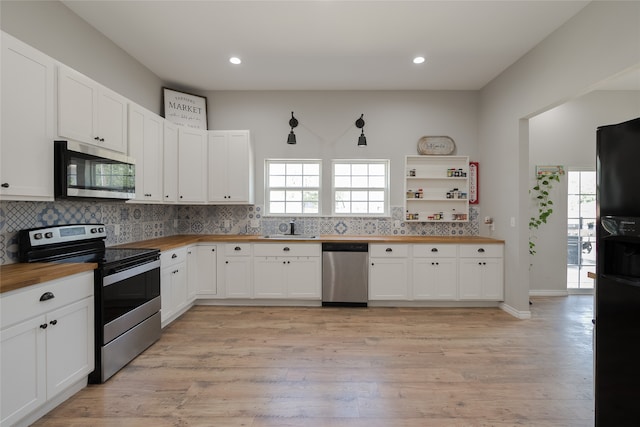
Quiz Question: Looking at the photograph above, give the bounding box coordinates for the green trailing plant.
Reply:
[529,171,562,256]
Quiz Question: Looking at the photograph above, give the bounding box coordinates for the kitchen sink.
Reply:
[262,234,318,239]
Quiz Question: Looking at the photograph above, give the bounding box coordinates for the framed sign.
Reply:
[163,87,208,130]
[469,161,479,204]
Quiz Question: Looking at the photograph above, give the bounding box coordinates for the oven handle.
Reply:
[103,259,160,287]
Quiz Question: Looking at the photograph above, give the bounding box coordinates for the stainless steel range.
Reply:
[19,224,161,383]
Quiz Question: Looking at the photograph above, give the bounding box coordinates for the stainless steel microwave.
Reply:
[54,140,135,200]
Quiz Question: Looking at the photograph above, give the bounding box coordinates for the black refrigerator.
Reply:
[595,116,640,426]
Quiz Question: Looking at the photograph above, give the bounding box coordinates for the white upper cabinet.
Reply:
[178,127,208,203]
[1,32,55,201]
[208,130,254,204]
[128,103,164,202]
[162,120,179,203]
[58,65,128,153]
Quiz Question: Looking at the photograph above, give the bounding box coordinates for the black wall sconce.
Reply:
[287,112,298,144]
[356,114,367,147]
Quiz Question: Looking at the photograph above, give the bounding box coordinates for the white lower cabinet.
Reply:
[458,244,504,300]
[223,244,252,298]
[186,246,198,302]
[0,272,94,427]
[195,244,218,297]
[253,244,321,299]
[160,247,188,325]
[412,244,458,300]
[369,244,409,300]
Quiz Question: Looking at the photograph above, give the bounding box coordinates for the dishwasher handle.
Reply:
[322,242,368,252]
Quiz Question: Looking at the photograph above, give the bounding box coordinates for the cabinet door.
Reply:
[178,128,207,203]
[57,65,97,145]
[186,247,197,301]
[412,258,457,300]
[287,257,321,299]
[459,258,503,300]
[163,120,179,202]
[160,266,174,323]
[171,265,188,313]
[97,87,128,153]
[196,245,218,296]
[1,33,55,201]
[253,257,286,298]
[0,315,46,427]
[224,258,252,298]
[369,258,408,300]
[46,297,94,399]
[129,105,163,202]
[480,258,504,300]
[207,131,228,202]
[226,131,252,202]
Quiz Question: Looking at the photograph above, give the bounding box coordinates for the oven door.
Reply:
[101,259,161,344]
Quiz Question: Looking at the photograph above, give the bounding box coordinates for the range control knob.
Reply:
[34,233,43,240]
[44,232,53,238]
[90,228,97,233]
[98,227,105,233]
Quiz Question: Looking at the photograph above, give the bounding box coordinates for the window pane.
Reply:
[335,164,351,175]
[568,195,580,217]
[285,202,302,213]
[369,202,384,213]
[270,202,285,213]
[286,163,302,175]
[335,176,351,187]
[286,191,302,201]
[303,191,319,201]
[581,172,596,194]
[369,176,385,188]
[335,201,350,213]
[303,163,319,175]
[352,176,368,188]
[303,176,319,187]
[369,191,385,201]
[352,202,368,213]
[270,190,285,201]
[567,172,580,194]
[369,164,385,175]
[303,201,319,213]
[270,175,285,187]
[286,175,302,187]
[270,163,286,175]
[352,164,368,175]
[335,191,350,201]
[582,197,596,218]
[352,191,368,201]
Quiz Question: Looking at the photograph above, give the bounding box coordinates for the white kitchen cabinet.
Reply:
[404,155,469,222]
[0,32,55,201]
[195,244,218,297]
[186,246,198,302]
[458,244,504,300]
[223,244,252,298]
[0,272,94,427]
[208,130,254,204]
[160,248,188,326]
[178,127,208,203]
[162,120,179,203]
[58,65,128,153]
[253,244,321,299]
[412,244,458,300]
[128,103,164,202]
[368,244,409,300]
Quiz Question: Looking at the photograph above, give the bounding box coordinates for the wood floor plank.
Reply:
[32,296,594,426]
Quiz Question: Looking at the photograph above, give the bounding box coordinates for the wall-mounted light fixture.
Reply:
[355,114,367,147]
[287,112,298,144]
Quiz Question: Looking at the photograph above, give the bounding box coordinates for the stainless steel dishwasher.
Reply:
[322,242,369,306]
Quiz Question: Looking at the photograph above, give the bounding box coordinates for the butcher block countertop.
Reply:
[1,234,503,294]
[116,234,504,252]
[0,262,97,294]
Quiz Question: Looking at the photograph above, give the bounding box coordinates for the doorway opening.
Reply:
[567,170,596,292]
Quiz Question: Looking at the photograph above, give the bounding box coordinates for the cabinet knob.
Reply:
[39,292,55,302]
[49,319,58,326]
[283,247,290,252]
[385,248,392,252]
[166,195,169,198]
[172,253,177,259]
[1,183,8,188]
[431,248,438,252]
[234,246,241,251]
[225,261,229,264]
[371,262,375,266]
[180,195,183,199]
[212,249,215,252]
[40,323,48,329]
[477,248,485,253]
[94,136,100,141]
[99,137,105,142]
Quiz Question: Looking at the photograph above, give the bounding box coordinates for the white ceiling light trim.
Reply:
[413,56,425,64]
[229,57,242,65]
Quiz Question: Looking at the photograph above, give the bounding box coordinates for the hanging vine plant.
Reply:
[529,170,563,256]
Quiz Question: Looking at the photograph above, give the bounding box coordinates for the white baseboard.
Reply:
[499,302,531,319]
[529,290,569,297]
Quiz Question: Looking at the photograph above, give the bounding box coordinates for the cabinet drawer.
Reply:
[225,243,252,256]
[370,244,409,258]
[253,243,320,257]
[160,247,187,267]
[413,244,457,258]
[459,244,503,258]
[0,271,94,329]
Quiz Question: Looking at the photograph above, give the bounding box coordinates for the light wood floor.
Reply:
[33,297,594,426]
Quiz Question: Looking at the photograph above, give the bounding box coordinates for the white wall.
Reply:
[528,90,640,294]
[206,90,479,210]
[479,1,640,317]
[0,0,164,113]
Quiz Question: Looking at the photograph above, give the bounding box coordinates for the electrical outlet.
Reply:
[484,216,493,224]
[510,217,516,227]
[173,219,178,228]
[113,224,120,236]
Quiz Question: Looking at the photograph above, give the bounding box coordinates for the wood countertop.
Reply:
[1,234,503,294]
[0,262,97,294]
[115,234,504,252]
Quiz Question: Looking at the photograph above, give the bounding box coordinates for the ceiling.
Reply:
[62,1,599,92]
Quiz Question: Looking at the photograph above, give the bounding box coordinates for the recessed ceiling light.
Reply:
[229,57,242,65]
[413,56,425,64]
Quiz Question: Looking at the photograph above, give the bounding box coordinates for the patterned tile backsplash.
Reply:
[0,201,479,265]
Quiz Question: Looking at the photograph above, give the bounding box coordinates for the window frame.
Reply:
[331,159,390,217]
[264,159,322,217]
